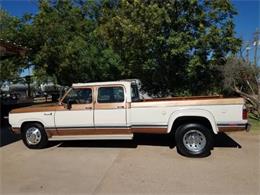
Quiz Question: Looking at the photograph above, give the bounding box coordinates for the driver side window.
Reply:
[63,88,92,104]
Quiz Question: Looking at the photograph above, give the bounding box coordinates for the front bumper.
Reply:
[8,125,21,134]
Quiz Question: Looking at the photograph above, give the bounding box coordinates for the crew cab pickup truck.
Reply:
[9,80,250,157]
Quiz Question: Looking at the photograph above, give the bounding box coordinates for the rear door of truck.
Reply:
[94,85,128,132]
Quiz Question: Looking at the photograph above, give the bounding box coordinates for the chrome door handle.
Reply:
[85,107,92,110]
[117,106,125,109]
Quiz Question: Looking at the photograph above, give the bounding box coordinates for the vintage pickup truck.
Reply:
[9,80,250,157]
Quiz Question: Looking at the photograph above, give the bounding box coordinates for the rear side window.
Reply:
[131,84,140,102]
[97,86,124,103]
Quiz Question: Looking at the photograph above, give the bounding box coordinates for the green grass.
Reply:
[249,116,260,132]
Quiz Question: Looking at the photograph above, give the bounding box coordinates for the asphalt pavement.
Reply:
[1,124,259,195]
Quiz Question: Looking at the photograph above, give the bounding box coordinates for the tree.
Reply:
[98,0,241,96]
[1,0,240,96]
[25,0,123,86]
[0,9,27,81]
[223,31,260,119]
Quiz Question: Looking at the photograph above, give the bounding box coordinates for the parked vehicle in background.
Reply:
[8,80,250,157]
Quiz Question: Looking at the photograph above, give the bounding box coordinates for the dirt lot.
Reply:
[1,124,259,195]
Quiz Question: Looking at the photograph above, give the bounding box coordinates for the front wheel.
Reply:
[175,123,213,157]
[21,123,48,149]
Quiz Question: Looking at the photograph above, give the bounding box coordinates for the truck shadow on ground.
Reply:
[57,133,241,149]
[0,120,21,147]
[0,119,242,149]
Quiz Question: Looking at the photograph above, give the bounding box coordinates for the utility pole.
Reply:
[245,41,251,62]
[253,28,260,67]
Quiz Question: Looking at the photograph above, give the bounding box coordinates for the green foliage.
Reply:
[223,56,260,119]
[223,57,258,93]
[249,115,260,131]
[1,0,241,96]
[0,9,27,81]
[0,58,21,81]
[98,0,241,96]
[0,8,21,41]
[26,0,123,85]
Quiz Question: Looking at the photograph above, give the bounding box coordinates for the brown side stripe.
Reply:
[218,126,246,132]
[46,128,131,136]
[132,127,167,134]
[46,126,168,137]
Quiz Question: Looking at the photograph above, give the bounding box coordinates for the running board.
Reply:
[48,134,134,141]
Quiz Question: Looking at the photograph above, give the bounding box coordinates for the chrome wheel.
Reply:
[25,127,42,145]
[183,129,206,153]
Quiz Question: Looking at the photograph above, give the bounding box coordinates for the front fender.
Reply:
[9,112,55,129]
[18,118,47,128]
[167,109,218,134]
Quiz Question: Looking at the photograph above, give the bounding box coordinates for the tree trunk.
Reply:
[234,86,260,119]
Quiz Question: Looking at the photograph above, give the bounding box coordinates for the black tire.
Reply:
[21,123,48,149]
[175,123,213,157]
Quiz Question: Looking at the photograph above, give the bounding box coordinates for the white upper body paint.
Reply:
[9,80,247,135]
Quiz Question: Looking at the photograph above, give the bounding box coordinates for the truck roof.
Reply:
[72,81,132,87]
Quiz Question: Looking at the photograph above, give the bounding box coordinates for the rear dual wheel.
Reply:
[175,123,213,157]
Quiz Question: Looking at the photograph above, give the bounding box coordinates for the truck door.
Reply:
[94,86,127,129]
[55,87,94,134]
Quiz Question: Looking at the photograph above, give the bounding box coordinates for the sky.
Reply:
[0,0,259,76]
[233,0,260,40]
[1,0,259,39]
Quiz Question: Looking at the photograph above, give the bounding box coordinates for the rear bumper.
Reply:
[218,123,251,132]
[246,123,251,132]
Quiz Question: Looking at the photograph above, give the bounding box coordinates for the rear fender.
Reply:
[167,109,218,134]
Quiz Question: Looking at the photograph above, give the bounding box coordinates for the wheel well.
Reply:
[21,121,44,132]
[171,116,213,134]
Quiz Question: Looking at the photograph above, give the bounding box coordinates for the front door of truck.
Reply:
[55,87,94,134]
[94,86,127,131]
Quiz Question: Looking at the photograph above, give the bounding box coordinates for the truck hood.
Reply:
[10,103,59,114]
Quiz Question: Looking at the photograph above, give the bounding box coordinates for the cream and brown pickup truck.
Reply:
[9,80,250,157]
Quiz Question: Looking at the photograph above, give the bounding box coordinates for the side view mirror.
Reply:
[66,99,72,110]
